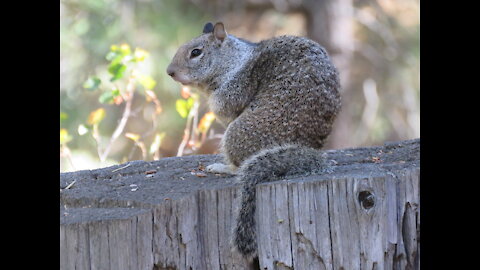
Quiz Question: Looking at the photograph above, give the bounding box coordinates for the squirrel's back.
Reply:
[253,35,339,94]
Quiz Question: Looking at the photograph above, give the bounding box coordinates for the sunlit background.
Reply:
[60,0,419,172]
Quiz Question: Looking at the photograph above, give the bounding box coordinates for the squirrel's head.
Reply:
[166,22,228,88]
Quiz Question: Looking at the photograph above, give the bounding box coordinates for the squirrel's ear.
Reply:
[203,22,214,34]
[213,22,227,42]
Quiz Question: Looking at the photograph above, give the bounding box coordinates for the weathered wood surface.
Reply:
[60,138,420,270]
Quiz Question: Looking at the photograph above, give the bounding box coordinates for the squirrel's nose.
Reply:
[166,65,175,77]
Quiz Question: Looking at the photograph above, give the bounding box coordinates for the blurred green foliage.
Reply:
[60,0,213,171]
[60,0,419,172]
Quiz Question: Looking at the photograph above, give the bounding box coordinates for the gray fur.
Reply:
[167,22,341,259]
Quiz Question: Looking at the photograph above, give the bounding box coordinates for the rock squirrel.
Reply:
[167,22,341,260]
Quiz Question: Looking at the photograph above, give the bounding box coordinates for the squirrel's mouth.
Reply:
[166,64,192,85]
[170,73,192,85]
[176,78,192,86]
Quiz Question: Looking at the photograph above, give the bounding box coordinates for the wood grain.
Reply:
[60,139,420,270]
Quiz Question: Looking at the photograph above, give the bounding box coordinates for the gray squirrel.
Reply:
[167,22,341,260]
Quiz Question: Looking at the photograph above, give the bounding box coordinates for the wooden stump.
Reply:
[60,139,420,270]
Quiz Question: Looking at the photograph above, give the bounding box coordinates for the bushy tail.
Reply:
[232,144,328,259]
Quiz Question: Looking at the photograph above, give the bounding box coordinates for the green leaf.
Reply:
[187,97,195,108]
[123,55,136,63]
[60,129,72,145]
[98,91,114,104]
[125,132,141,142]
[176,97,195,118]
[110,44,131,54]
[87,108,106,125]
[108,63,127,81]
[119,43,131,56]
[60,112,69,122]
[134,48,149,62]
[176,99,189,118]
[83,77,101,91]
[138,75,156,90]
[106,51,120,61]
[112,89,120,96]
[106,51,125,66]
[110,44,119,52]
[98,89,121,104]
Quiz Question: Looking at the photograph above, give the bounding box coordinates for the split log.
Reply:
[60,138,420,270]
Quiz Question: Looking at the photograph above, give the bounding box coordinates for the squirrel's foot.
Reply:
[206,163,237,175]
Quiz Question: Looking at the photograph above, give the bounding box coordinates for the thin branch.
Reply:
[111,163,131,172]
[99,75,136,162]
[176,99,200,157]
[64,180,76,190]
[60,144,76,171]
[92,123,103,159]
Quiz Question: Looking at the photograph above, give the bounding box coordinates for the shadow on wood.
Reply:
[60,139,419,270]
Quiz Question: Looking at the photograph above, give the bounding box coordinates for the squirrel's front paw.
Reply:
[205,163,237,175]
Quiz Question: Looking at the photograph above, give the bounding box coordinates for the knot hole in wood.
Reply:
[358,190,375,210]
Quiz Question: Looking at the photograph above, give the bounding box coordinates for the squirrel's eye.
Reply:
[190,49,202,58]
